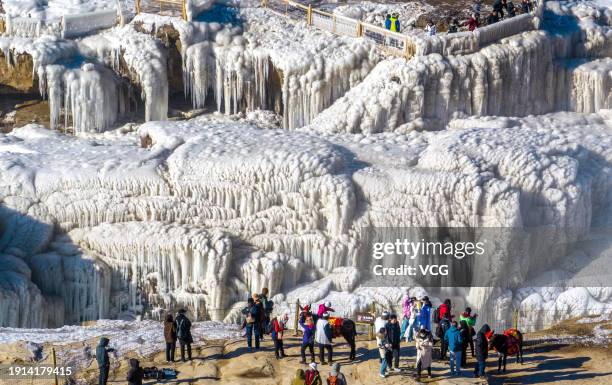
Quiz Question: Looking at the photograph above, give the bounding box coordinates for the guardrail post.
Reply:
[135,0,141,14]
[293,299,300,336]
[356,21,362,37]
[182,0,187,20]
[307,5,312,25]
[52,347,59,385]
[513,308,520,330]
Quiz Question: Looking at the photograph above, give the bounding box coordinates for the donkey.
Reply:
[488,328,524,372]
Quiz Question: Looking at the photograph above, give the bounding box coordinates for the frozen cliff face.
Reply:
[1,109,611,328]
[163,7,379,129]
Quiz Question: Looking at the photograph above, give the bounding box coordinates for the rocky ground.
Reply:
[2,333,609,385]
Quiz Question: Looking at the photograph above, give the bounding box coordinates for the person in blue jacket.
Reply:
[385,14,391,30]
[299,315,316,363]
[444,321,464,376]
[418,297,432,332]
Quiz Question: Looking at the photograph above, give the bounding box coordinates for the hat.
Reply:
[324,301,331,307]
[322,312,330,319]
[382,311,390,320]
[309,362,317,370]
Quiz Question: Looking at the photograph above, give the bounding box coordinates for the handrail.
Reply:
[262,0,545,60]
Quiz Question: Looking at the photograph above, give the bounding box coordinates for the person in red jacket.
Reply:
[271,313,289,359]
[465,13,480,31]
[439,299,452,322]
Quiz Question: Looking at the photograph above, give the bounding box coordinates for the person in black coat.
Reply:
[385,314,402,371]
[127,358,144,385]
[96,337,114,385]
[459,320,471,368]
[474,324,491,378]
[175,309,193,361]
[493,0,505,18]
[243,297,261,350]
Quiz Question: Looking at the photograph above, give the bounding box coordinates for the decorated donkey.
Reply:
[488,328,524,372]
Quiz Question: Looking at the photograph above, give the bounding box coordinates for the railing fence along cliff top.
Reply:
[261,0,546,59]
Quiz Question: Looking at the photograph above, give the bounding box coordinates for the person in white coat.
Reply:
[315,312,333,364]
[374,311,390,362]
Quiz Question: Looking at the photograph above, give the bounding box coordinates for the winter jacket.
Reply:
[425,24,437,36]
[374,317,388,349]
[385,321,402,345]
[299,319,316,345]
[327,372,347,385]
[460,321,471,346]
[317,304,333,318]
[376,332,393,359]
[444,326,463,352]
[459,312,476,328]
[419,304,431,331]
[175,313,193,343]
[291,369,306,385]
[255,301,266,323]
[416,330,433,368]
[436,317,451,339]
[507,1,516,16]
[126,358,144,385]
[305,369,322,385]
[271,317,287,340]
[402,295,412,319]
[487,13,500,24]
[465,17,479,31]
[164,319,177,343]
[96,337,113,368]
[493,0,504,12]
[475,324,491,361]
[521,0,531,13]
[438,303,451,321]
[385,17,391,30]
[315,318,333,345]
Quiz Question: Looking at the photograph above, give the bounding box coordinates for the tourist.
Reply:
[253,293,266,340]
[291,369,306,385]
[404,297,418,342]
[507,1,517,17]
[487,11,500,24]
[126,358,144,385]
[260,287,273,335]
[96,337,114,385]
[243,297,261,351]
[465,13,480,31]
[163,313,177,362]
[438,299,452,322]
[472,0,483,17]
[436,313,452,360]
[175,309,193,361]
[419,297,432,332]
[493,0,505,18]
[401,289,411,336]
[305,362,322,385]
[385,14,392,30]
[448,19,460,33]
[445,321,463,376]
[377,327,393,378]
[425,20,437,36]
[474,324,491,378]
[299,315,316,363]
[315,312,333,364]
[374,311,389,362]
[386,314,402,372]
[327,362,347,385]
[272,313,289,359]
[390,13,400,33]
[459,307,477,356]
[415,326,433,379]
[521,0,532,13]
[317,301,334,318]
[460,320,471,368]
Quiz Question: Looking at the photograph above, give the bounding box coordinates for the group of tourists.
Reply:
[382,0,534,37]
[373,291,493,380]
[94,288,506,385]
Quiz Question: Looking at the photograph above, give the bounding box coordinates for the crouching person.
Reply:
[127,358,144,385]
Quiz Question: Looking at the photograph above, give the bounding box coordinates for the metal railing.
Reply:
[261,0,417,59]
[135,0,187,20]
[261,0,545,59]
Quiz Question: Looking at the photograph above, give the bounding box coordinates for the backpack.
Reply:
[176,317,188,339]
[305,370,319,385]
[432,307,441,323]
[270,318,279,338]
[328,374,338,385]
[245,307,255,324]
